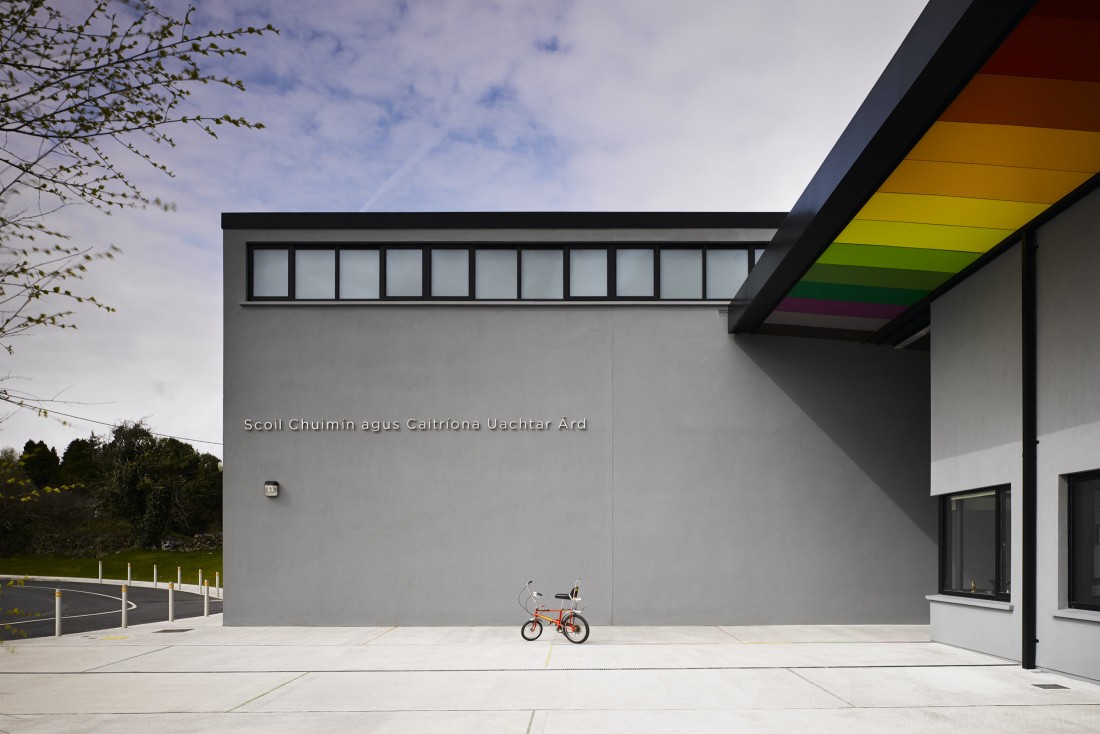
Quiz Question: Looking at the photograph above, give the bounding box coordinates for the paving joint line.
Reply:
[0,662,1017,675]
[228,671,309,713]
[83,645,173,672]
[362,626,397,645]
[787,666,856,708]
[714,626,745,642]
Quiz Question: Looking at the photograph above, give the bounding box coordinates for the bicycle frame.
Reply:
[523,580,582,632]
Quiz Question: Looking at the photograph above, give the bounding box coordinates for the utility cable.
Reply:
[0,392,222,446]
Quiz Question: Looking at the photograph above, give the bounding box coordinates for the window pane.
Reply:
[340,250,379,299]
[386,249,423,297]
[661,249,702,299]
[296,249,335,299]
[999,489,1011,597]
[522,250,563,299]
[475,250,517,299]
[616,249,653,297]
[706,249,749,299]
[432,249,469,297]
[943,490,998,596]
[253,249,289,297]
[570,249,607,297]
[1071,476,1100,609]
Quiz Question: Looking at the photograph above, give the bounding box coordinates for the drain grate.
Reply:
[154,628,193,633]
[1033,683,1068,689]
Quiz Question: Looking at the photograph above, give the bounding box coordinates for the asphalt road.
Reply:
[0,581,220,639]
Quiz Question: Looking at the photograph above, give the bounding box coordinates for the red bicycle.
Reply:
[519,580,589,644]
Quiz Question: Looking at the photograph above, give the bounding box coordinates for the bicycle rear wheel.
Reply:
[561,612,589,644]
[521,619,543,641]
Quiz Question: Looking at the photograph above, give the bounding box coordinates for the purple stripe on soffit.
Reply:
[775,297,909,321]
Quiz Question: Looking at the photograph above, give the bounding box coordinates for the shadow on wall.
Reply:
[736,334,936,542]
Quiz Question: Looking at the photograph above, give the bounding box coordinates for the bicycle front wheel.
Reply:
[521,619,543,641]
[561,612,589,644]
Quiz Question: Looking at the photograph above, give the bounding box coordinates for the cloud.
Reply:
[0,0,928,458]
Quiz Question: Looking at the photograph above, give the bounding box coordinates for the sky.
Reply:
[1,0,928,460]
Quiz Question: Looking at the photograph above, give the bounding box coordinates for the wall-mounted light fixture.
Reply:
[264,480,279,497]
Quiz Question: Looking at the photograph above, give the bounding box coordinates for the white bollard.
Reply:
[98,560,103,583]
[215,572,221,599]
[55,589,62,637]
[168,582,175,622]
[121,585,128,628]
[127,562,132,585]
[177,566,181,588]
[153,564,158,588]
[203,580,210,617]
[198,569,203,592]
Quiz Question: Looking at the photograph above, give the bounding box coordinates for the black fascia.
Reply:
[726,0,1036,335]
[222,211,786,231]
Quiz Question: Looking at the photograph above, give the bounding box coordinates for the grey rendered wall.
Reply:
[224,232,934,626]
[1035,187,1100,681]
[928,244,1021,661]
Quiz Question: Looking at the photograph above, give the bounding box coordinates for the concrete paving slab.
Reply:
[1,710,532,733]
[545,640,1006,670]
[91,642,554,673]
[366,626,539,645]
[235,668,850,713]
[795,665,1100,708]
[720,624,930,643]
[574,626,735,644]
[0,645,167,673]
[539,706,1100,734]
[0,672,301,714]
[2,622,1098,732]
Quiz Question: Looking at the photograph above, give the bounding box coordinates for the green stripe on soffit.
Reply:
[816,243,982,272]
[788,281,929,306]
[802,263,954,290]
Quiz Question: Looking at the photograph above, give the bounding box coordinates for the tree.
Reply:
[0,0,276,356]
[95,421,222,548]
[19,438,59,488]
[59,436,100,487]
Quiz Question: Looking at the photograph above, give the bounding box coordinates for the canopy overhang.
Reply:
[729,0,1100,345]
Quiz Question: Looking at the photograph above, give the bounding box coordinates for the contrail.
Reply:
[358,124,449,212]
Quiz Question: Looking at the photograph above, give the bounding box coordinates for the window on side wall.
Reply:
[941,485,1010,600]
[1069,471,1100,612]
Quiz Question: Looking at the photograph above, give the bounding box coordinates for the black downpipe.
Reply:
[1021,230,1037,669]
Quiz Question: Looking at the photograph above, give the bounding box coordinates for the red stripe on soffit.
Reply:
[1030,0,1100,23]
[774,298,908,321]
[980,16,1100,82]
[940,75,1100,132]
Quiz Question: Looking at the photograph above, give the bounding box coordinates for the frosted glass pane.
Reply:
[386,249,423,297]
[431,249,469,297]
[340,250,379,299]
[253,249,289,297]
[706,249,749,299]
[661,249,702,298]
[476,250,517,299]
[522,250,563,299]
[616,249,654,297]
[570,249,607,297]
[296,249,336,299]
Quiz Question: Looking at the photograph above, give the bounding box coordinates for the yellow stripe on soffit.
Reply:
[855,192,1048,229]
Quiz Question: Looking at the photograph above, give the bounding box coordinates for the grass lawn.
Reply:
[0,549,223,586]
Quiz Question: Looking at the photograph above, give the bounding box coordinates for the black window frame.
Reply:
[939,484,1011,601]
[246,241,767,303]
[1068,469,1100,612]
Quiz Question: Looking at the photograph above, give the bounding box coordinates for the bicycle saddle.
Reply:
[555,593,571,600]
